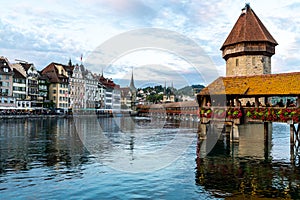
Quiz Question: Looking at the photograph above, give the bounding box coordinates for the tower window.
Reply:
[252,57,255,65]
[235,59,239,67]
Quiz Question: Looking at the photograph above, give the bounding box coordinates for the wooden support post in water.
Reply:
[230,122,239,142]
[198,123,207,140]
[290,124,295,145]
[290,123,295,163]
[264,122,269,160]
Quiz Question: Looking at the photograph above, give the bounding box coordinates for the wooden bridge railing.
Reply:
[200,106,300,124]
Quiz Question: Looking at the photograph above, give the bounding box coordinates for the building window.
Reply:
[235,59,239,67]
[252,57,255,65]
[53,89,56,94]
[3,82,9,87]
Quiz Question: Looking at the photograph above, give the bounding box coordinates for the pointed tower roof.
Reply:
[221,4,278,50]
[129,69,136,91]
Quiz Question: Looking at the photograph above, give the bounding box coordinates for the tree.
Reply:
[146,94,163,103]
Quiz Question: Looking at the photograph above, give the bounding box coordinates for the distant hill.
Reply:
[137,84,205,103]
[176,84,205,96]
[138,84,205,96]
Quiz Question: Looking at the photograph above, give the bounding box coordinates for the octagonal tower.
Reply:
[221,4,278,76]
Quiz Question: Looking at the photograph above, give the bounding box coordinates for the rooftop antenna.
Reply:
[15,59,28,63]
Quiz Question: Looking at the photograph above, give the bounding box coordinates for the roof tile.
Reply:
[199,72,300,96]
[221,4,278,50]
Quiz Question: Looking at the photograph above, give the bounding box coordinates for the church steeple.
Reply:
[129,68,136,92]
[221,4,278,76]
[68,58,72,67]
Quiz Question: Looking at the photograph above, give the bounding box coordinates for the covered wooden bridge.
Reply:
[197,72,300,108]
[196,72,300,155]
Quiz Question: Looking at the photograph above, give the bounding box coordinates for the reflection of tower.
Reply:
[129,69,137,111]
[129,136,135,161]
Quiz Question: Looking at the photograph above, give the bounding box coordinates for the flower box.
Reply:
[245,107,300,123]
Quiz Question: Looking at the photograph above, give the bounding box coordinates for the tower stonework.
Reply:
[221,4,278,76]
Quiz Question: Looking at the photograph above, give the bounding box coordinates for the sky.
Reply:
[1,0,300,88]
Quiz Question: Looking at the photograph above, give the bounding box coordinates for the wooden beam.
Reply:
[264,96,268,105]
[202,97,207,107]
[264,122,269,160]
[290,124,295,163]
[290,124,295,145]
[255,97,259,107]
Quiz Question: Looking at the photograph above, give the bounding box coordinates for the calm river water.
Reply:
[0,116,299,199]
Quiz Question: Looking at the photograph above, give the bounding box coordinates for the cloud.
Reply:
[0,0,299,88]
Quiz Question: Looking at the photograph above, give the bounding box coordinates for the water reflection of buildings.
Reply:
[197,123,272,159]
[196,123,300,199]
[0,118,88,174]
[236,123,272,159]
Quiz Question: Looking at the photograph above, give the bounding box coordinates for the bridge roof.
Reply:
[164,101,198,108]
[198,72,300,97]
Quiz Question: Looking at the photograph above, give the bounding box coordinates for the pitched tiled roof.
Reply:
[13,68,26,79]
[43,71,60,83]
[38,73,50,81]
[41,62,69,83]
[0,56,13,74]
[99,75,120,89]
[198,72,300,96]
[19,63,32,71]
[12,63,26,77]
[221,4,278,50]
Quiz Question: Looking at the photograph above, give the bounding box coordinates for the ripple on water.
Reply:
[1,118,298,199]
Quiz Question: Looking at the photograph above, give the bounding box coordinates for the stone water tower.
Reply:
[221,4,278,76]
